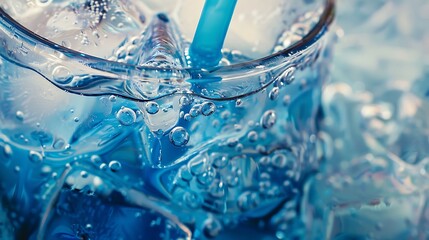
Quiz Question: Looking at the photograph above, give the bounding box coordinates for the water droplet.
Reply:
[108,160,122,172]
[212,153,228,169]
[247,131,258,142]
[169,127,190,147]
[52,66,73,84]
[145,102,159,114]
[116,107,136,126]
[73,117,80,122]
[260,110,277,129]
[80,171,88,178]
[201,102,216,116]
[29,150,43,163]
[269,87,280,100]
[238,191,261,211]
[15,111,24,121]
[203,218,222,238]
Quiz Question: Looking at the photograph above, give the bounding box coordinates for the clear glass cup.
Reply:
[0,0,335,239]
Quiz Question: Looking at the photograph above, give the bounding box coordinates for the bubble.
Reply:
[169,127,190,147]
[283,95,291,106]
[116,107,136,126]
[221,110,231,120]
[209,180,226,198]
[53,139,65,149]
[29,151,43,163]
[259,180,271,193]
[15,111,24,121]
[36,0,52,6]
[212,153,229,169]
[203,218,222,238]
[269,87,280,100]
[188,157,206,176]
[91,155,102,165]
[109,95,117,102]
[1,143,12,158]
[271,153,288,168]
[73,117,80,123]
[201,102,216,116]
[178,166,193,182]
[235,99,243,107]
[259,156,270,166]
[52,66,73,84]
[145,102,159,114]
[227,138,238,147]
[197,167,216,186]
[80,171,88,178]
[189,105,201,117]
[238,191,261,211]
[279,66,296,85]
[179,96,192,106]
[247,131,258,142]
[226,175,239,187]
[184,114,192,121]
[260,110,277,129]
[108,160,122,172]
[99,163,108,171]
[126,45,138,56]
[183,191,202,209]
[235,143,244,152]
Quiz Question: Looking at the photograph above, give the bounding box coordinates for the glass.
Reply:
[0,0,335,239]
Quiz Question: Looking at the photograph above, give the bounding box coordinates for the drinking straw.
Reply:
[189,0,238,68]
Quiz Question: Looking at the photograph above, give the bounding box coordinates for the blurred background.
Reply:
[304,0,429,239]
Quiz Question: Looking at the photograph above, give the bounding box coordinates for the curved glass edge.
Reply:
[0,0,335,73]
[0,0,335,101]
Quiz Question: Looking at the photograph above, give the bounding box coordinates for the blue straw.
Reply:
[189,0,238,68]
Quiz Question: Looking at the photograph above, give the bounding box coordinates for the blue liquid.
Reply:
[0,9,332,240]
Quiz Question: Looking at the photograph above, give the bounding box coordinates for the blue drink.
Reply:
[0,0,335,239]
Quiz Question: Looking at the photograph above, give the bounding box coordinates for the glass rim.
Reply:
[0,0,335,74]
